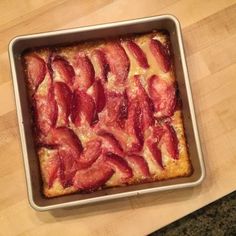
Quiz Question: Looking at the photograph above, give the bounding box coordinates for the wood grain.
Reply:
[0,0,236,235]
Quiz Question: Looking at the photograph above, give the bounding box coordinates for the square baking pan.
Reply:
[9,15,205,211]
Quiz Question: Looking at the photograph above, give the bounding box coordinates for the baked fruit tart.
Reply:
[23,31,192,197]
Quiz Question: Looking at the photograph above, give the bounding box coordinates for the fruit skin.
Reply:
[54,81,72,127]
[148,75,176,118]
[105,152,133,180]
[125,99,144,153]
[126,154,150,178]
[50,127,83,155]
[98,131,124,156]
[74,53,95,90]
[103,42,130,84]
[124,75,154,153]
[91,80,106,113]
[158,124,179,160]
[45,127,82,187]
[146,139,164,169]
[78,139,102,168]
[126,40,149,69]
[33,74,58,135]
[57,139,101,187]
[58,149,80,188]
[117,90,128,128]
[44,150,60,188]
[152,123,179,160]
[133,75,154,130]
[104,91,127,126]
[73,159,114,191]
[91,49,109,83]
[25,54,46,92]
[43,128,103,188]
[71,89,97,127]
[149,38,171,73]
[52,56,75,88]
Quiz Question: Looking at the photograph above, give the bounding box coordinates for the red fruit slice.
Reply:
[71,89,97,127]
[91,80,106,113]
[146,139,163,169]
[125,99,144,152]
[97,125,130,153]
[104,42,130,84]
[33,75,58,135]
[48,127,83,187]
[98,131,124,156]
[79,139,102,168]
[160,124,179,159]
[74,53,95,90]
[105,153,133,180]
[102,90,128,128]
[105,91,124,125]
[54,81,72,127]
[52,134,102,188]
[101,90,128,128]
[44,150,60,188]
[152,123,179,159]
[73,161,114,191]
[148,75,176,117]
[152,124,165,142]
[91,49,109,83]
[58,149,80,188]
[133,103,144,151]
[51,127,83,155]
[70,90,80,126]
[133,75,154,130]
[117,90,128,127]
[149,38,171,73]
[25,54,46,91]
[126,155,150,178]
[56,140,101,186]
[126,40,149,69]
[52,56,75,87]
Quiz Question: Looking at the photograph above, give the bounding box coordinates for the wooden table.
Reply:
[1,0,236,235]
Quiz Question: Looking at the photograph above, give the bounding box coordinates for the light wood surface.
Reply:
[1,0,236,235]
